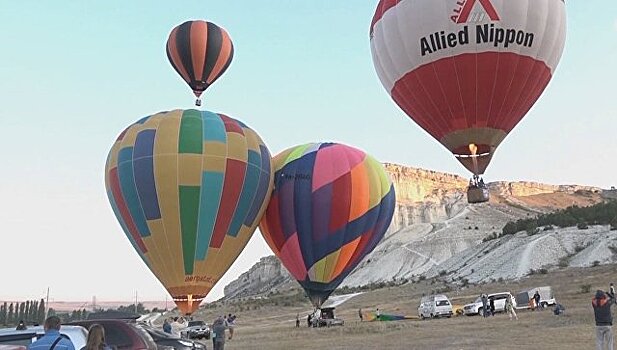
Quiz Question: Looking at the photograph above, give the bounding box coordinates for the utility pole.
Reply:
[44,287,50,319]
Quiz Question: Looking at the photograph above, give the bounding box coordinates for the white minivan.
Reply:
[418,294,453,319]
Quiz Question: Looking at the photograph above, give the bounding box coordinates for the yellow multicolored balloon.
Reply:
[104,109,273,314]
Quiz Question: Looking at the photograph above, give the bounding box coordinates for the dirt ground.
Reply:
[192,264,617,349]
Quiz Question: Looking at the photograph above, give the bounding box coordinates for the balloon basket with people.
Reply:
[467,174,490,204]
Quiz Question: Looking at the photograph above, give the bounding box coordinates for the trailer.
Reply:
[515,286,556,309]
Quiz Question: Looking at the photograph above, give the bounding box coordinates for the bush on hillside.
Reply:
[501,200,616,237]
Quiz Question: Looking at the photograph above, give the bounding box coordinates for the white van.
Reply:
[418,294,453,319]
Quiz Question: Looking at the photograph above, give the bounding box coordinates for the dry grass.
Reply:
[191,264,617,349]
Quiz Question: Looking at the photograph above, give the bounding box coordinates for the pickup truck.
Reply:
[181,320,210,340]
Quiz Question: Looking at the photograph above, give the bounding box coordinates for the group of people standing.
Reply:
[162,316,187,336]
[479,293,518,320]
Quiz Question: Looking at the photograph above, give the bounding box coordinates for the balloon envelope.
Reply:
[166,20,234,99]
[259,143,396,307]
[370,0,566,174]
[105,109,273,314]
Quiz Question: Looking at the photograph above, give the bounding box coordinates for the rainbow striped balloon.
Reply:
[260,143,395,307]
[105,109,273,315]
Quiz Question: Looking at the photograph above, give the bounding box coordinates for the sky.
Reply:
[1,1,615,304]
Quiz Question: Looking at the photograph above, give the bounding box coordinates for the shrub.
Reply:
[497,277,504,283]
[581,284,592,293]
[502,222,519,236]
[418,275,426,281]
[526,227,540,236]
[474,226,479,230]
[574,245,586,253]
[482,232,498,242]
[577,222,589,230]
[592,260,601,267]
[558,257,569,268]
[439,270,447,276]
[543,225,554,231]
[461,278,469,287]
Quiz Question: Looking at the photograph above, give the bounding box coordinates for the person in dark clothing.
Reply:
[307,314,312,328]
[489,298,495,316]
[592,290,614,350]
[16,320,27,330]
[534,291,542,310]
[162,319,172,334]
[211,316,227,350]
[295,314,300,328]
[481,294,488,318]
[553,303,566,315]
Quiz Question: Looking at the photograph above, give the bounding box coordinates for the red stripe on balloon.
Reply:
[328,171,352,233]
[210,159,247,248]
[220,114,244,135]
[262,195,286,250]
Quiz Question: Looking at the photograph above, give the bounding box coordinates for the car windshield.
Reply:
[436,300,450,306]
[188,321,205,327]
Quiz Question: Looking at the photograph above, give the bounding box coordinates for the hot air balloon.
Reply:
[166,20,234,106]
[370,0,566,203]
[104,109,273,315]
[259,143,396,308]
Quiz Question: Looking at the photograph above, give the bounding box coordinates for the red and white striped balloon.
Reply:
[370,0,566,175]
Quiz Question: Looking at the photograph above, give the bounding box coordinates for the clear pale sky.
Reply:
[1,1,615,303]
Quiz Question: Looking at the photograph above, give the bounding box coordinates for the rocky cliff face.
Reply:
[223,256,292,299]
[223,163,609,299]
[384,163,468,233]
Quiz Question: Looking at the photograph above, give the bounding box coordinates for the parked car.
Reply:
[515,286,556,309]
[180,320,210,340]
[0,346,26,350]
[138,324,206,350]
[66,319,158,350]
[0,325,88,349]
[418,294,454,319]
[463,292,517,316]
